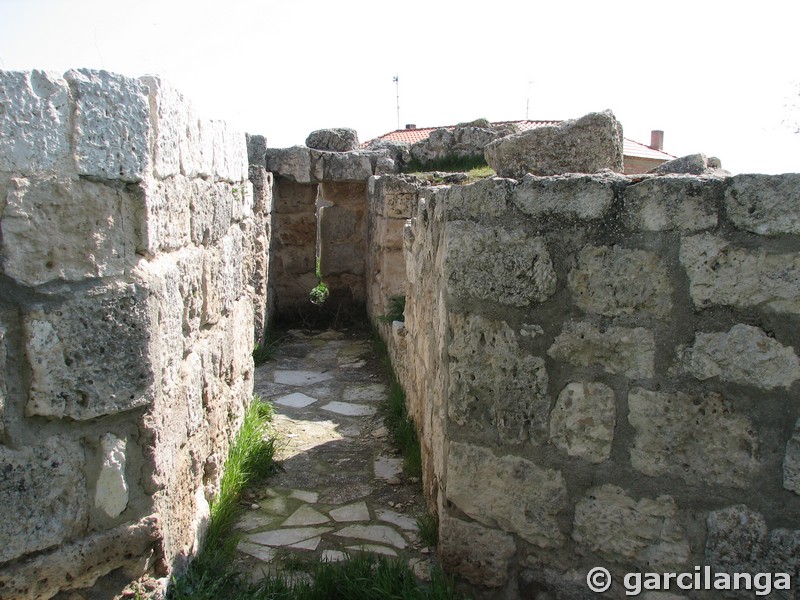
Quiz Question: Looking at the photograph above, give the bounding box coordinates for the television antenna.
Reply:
[393,75,400,130]
[526,80,534,120]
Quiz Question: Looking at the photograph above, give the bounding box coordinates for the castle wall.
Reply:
[371,171,800,598]
[0,69,268,599]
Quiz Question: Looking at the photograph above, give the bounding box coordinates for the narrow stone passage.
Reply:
[232,326,433,581]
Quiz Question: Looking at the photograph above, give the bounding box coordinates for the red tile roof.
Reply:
[366,120,675,160]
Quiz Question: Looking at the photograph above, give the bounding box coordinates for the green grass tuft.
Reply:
[168,398,278,599]
[372,328,422,478]
[417,513,439,548]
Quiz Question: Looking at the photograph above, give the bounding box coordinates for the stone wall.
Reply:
[371,171,800,598]
[259,143,398,320]
[0,69,267,599]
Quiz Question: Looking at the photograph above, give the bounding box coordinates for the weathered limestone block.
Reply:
[548,322,655,379]
[94,434,129,519]
[321,242,366,277]
[628,388,759,488]
[264,146,313,183]
[439,177,513,220]
[649,153,720,175]
[0,436,87,563]
[446,442,567,547]
[188,179,235,247]
[706,506,800,595]
[66,69,151,183]
[273,212,317,247]
[444,221,556,307]
[139,75,185,179]
[573,485,690,571]
[680,234,800,314]
[725,173,800,235]
[681,324,800,390]
[549,382,616,463]
[705,505,767,571]
[0,70,71,174]
[182,105,214,178]
[568,245,673,318]
[484,110,624,178]
[272,177,318,214]
[448,314,549,444]
[410,121,516,164]
[246,133,267,166]
[513,172,619,220]
[140,175,192,254]
[306,128,360,152]
[320,205,362,241]
[439,513,516,588]
[784,419,800,495]
[374,218,406,251]
[623,176,720,231]
[317,150,374,182]
[0,515,160,600]
[209,119,249,183]
[1,176,139,286]
[372,178,418,219]
[24,283,154,420]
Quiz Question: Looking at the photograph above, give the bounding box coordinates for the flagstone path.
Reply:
[232,326,434,582]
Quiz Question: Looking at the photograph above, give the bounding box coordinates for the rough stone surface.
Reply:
[568,245,673,318]
[681,324,800,389]
[24,283,153,420]
[784,419,800,495]
[548,322,656,379]
[1,176,139,286]
[0,436,87,563]
[318,150,374,182]
[0,70,71,174]
[306,128,360,152]
[680,234,800,314]
[623,176,720,231]
[66,69,151,182]
[437,177,513,220]
[573,485,690,571]
[446,442,567,547]
[448,313,549,443]
[444,221,556,307]
[0,325,5,438]
[549,382,616,463]
[265,146,313,183]
[0,516,160,600]
[705,505,768,571]
[725,173,800,235]
[246,133,267,166]
[94,434,129,519]
[648,153,715,175]
[410,121,516,164]
[628,388,759,488]
[484,110,624,178]
[513,172,619,219]
[439,513,516,588]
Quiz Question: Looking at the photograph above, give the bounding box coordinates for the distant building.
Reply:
[368,121,674,175]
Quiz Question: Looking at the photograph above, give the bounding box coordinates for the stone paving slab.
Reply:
[233,326,434,582]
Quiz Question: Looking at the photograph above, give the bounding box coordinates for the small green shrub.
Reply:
[378,295,406,323]
[309,281,329,305]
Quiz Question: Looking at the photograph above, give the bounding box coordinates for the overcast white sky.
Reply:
[1,0,798,174]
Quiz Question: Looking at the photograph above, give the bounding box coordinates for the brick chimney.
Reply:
[650,130,664,151]
[405,124,417,130]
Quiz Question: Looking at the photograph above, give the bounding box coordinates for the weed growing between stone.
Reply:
[168,398,278,598]
[253,329,286,366]
[377,295,406,324]
[372,328,423,478]
[416,513,439,548]
[406,154,489,173]
[172,552,465,599]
